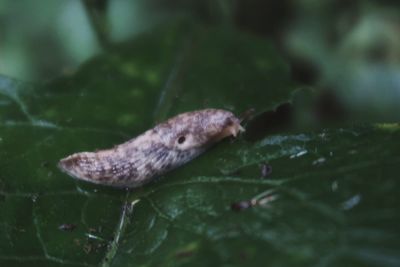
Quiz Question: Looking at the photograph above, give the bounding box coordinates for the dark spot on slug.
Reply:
[155,152,167,163]
[145,163,154,173]
[129,166,137,174]
[96,176,108,182]
[178,136,186,144]
[164,163,172,170]
[225,118,233,127]
[178,152,187,160]
[142,148,154,158]
[98,168,107,177]
[107,158,116,167]
[117,173,127,180]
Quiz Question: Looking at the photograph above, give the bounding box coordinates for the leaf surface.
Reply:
[0,22,399,267]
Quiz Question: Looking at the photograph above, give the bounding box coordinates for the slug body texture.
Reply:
[58,109,244,188]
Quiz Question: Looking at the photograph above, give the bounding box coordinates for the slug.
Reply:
[58,109,244,188]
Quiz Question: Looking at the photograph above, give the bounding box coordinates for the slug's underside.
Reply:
[58,109,244,188]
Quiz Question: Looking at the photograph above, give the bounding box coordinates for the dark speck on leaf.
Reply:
[231,200,252,211]
[175,249,195,259]
[260,163,272,178]
[58,223,77,231]
[83,243,92,254]
[41,161,50,168]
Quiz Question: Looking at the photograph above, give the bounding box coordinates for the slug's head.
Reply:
[156,109,244,151]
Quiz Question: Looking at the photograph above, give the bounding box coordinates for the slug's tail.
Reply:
[58,152,113,185]
[58,150,142,187]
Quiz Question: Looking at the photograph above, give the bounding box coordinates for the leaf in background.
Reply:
[1,21,399,267]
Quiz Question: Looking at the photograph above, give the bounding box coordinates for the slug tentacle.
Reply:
[58,109,244,188]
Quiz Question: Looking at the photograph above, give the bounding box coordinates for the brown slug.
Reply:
[58,109,244,188]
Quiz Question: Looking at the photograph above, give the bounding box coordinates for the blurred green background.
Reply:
[0,1,399,267]
[2,0,400,120]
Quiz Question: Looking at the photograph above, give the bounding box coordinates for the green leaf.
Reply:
[1,22,399,267]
